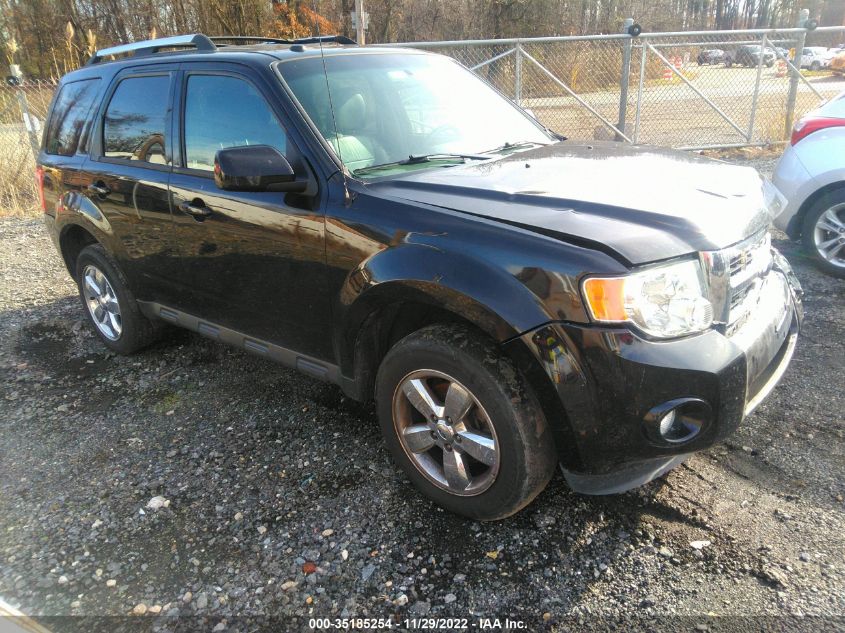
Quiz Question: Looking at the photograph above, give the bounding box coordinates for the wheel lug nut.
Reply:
[444,444,453,451]
[454,435,462,443]
[430,431,437,439]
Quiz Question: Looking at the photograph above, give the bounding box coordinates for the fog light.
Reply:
[644,398,712,446]
[659,410,677,436]
[658,410,698,442]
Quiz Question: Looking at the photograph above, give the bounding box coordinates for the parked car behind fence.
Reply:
[696,48,725,65]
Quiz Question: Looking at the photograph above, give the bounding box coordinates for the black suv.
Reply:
[725,44,776,67]
[39,34,802,520]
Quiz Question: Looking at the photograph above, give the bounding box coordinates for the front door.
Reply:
[168,67,331,360]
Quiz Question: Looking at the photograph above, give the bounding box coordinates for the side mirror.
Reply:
[213,145,306,193]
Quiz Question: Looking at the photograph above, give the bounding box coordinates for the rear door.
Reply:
[39,77,103,217]
[168,64,331,360]
[78,66,182,305]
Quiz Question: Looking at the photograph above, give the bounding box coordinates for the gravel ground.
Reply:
[0,154,843,632]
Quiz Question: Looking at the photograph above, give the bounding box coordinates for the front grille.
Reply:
[725,231,773,330]
[729,283,754,312]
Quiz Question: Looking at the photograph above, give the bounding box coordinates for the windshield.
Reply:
[277,52,552,177]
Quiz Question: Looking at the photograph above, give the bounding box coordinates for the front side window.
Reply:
[278,53,551,177]
[103,75,170,164]
[45,78,101,156]
[183,74,288,171]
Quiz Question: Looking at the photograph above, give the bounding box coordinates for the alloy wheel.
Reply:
[813,203,845,269]
[392,369,499,496]
[81,264,123,340]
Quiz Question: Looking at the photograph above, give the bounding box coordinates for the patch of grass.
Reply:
[0,131,39,217]
[151,390,181,415]
[800,69,830,77]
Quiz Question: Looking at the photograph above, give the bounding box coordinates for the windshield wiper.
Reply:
[352,153,489,176]
[402,152,490,164]
[481,140,548,155]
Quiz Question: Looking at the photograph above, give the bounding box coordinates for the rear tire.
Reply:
[375,324,556,520]
[75,244,163,353]
[801,188,845,279]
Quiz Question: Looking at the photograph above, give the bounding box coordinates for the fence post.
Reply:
[633,36,647,143]
[785,9,809,140]
[9,65,41,162]
[747,33,767,142]
[616,17,634,141]
[515,42,523,105]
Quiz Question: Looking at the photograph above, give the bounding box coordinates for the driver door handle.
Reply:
[178,200,212,219]
[87,182,110,197]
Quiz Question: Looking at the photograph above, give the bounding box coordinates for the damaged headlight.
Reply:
[581,259,713,339]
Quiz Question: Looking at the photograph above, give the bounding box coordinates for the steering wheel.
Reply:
[134,134,165,163]
[424,123,461,143]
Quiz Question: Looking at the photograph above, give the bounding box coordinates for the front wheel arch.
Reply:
[339,285,520,402]
[800,187,845,277]
[790,181,845,239]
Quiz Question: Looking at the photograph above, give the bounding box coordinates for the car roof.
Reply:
[59,39,430,83]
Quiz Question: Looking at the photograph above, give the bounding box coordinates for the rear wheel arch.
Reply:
[59,223,99,275]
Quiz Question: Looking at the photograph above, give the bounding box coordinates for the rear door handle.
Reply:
[178,201,212,219]
[87,183,110,197]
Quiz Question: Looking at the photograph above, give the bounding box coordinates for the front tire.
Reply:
[801,188,845,279]
[375,324,556,520]
[75,244,163,353]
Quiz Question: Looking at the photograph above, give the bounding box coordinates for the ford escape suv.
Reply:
[39,34,803,520]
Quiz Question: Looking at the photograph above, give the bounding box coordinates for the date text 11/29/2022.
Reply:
[309,617,528,629]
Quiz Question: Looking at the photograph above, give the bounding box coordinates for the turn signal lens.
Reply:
[582,277,626,321]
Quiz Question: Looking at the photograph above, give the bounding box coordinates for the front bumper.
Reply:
[509,251,803,495]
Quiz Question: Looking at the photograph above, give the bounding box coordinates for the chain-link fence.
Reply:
[2,23,845,214]
[0,79,56,215]
[386,24,845,149]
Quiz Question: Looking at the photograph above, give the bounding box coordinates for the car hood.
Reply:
[366,141,783,265]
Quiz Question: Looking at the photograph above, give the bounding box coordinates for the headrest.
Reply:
[336,93,366,134]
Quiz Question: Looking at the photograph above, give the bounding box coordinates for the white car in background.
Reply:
[772,91,845,277]
[798,46,834,70]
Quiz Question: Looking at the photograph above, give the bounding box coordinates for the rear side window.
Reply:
[103,75,170,165]
[183,74,287,171]
[44,78,101,156]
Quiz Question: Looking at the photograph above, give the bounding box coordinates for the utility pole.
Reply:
[355,0,366,45]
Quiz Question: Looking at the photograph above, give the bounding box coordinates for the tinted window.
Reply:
[44,79,101,156]
[183,75,287,171]
[103,75,170,164]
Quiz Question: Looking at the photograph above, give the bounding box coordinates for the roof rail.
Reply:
[209,36,293,46]
[87,33,216,65]
[292,35,358,46]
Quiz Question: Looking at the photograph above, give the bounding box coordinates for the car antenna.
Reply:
[311,1,352,205]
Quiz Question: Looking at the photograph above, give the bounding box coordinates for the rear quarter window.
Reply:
[44,78,101,156]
